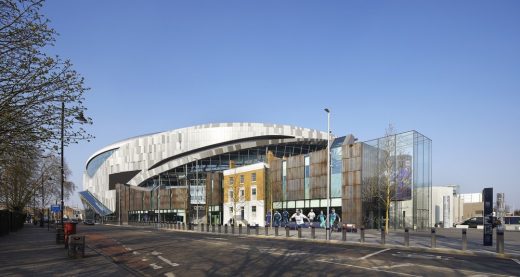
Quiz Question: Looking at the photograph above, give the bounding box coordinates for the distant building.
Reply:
[431,186,463,227]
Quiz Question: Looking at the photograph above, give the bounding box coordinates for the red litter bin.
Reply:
[64,222,77,248]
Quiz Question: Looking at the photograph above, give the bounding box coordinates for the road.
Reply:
[80,224,520,277]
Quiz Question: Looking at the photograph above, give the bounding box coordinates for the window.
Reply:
[229,207,233,213]
[240,207,245,220]
[251,186,257,200]
[252,173,256,182]
[229,177,234,185]
[240,175,244,184]
[229,190,233,201]
[252,206,256,212]
[239,188,245,201]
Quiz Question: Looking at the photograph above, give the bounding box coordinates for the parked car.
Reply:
[83,219,94,225]
[461,217,501,228]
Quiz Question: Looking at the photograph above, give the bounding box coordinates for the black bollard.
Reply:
[286,226,290,237]
[265,226,268,236]
[255,224,259,235]
[275,226,279,236]
[404,227,410,247]
[381,228,386,245]
[311,226,315,239]
[360,227,365,243]
[225,224,228,234]
[247,224,250,235]
[201,223,204,232]
[231,224,235,234]
[298,226,302,238]
[239,224,242,235]
[218,224,221,233]
[212,224,215,233]
[206,223,210,232]
[431,227,436,248]
[342,226,347,241]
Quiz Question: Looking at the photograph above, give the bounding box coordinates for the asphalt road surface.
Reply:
[81,224,520,277]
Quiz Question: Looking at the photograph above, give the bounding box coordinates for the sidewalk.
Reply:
[0,223,134,277]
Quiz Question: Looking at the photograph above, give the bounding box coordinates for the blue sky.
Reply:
[42,1,520,209]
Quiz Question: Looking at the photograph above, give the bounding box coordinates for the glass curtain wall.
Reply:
[361,131,431,230]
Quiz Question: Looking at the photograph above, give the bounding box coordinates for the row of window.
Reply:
[229,173,257,185]
[228,187,257,200]
[229,206,257,220]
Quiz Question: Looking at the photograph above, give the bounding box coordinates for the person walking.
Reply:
[265,211,272,227]
[318,210,326,228]
[290,209,310,227]
[328,208,341,232]
[282,210,289,227]
[308,209,316,222]
[273,210,282,227]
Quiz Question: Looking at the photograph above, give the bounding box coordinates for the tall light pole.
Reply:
[60,99,87,229]
[324,108,331,240]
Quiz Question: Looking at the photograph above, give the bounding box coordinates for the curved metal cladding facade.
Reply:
[83,123,328,212]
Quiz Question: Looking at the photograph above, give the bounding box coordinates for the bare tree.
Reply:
[0,0,93,161]
[381,124,396,233]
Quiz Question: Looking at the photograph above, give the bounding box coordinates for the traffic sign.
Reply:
[51,204,61,213]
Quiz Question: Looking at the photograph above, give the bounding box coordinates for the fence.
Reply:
[0,210,26,236]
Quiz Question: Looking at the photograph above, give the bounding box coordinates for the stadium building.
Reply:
[81,123,432,229]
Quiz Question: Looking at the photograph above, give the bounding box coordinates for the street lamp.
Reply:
[60,100,87,229]
[324,108,331,240]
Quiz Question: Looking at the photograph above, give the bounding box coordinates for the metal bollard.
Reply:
[265,226,269,236]
[275,226,279,236]
[206,223,210,232]
[182,223,186,230]
[381,228,386,245]
[232,224,235,235]
[496,227,504,254]
[224,224,228,234]
[212,224,215,233]
[311,226,315,239]
[201,223,204,232]
[360,227,365,243]
[255,224,259,235]
[431,228,436,248]
[239,224,242,235]
[404,227,410,247]
[247,224,250,235]
[298,226,302,238]
[218,224,222,233]
[286,226,290,237]
[342,226,347,241]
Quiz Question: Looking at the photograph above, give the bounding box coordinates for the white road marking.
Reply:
[158,256,180,267]
[164,272,175,277]
[512,258,520,265]
[142,258,148,262]
[359,248,391,260]
[133,251,140,255]
[316,259,420,277]
[151,251,162,256]
[125,247,133,251]
[150,263,163,270]
[373,263,415,270]
[204,237,228,240]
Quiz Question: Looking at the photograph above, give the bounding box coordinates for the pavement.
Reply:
[0,223,137,276]
[1,223,520,276]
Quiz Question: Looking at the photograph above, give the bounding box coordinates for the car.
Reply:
[83,219,94,225]
[460,217,501,228]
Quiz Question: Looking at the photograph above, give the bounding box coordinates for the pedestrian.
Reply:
[290,209,310,227]
[282,210,289,227]
[329,208,341,232]
[318,210,326,228]
[265,211,272,227]
[273,210,282,227]
[308,209,316,222]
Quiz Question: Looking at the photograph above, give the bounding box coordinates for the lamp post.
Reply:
[60,99,87,229]
[324,108,331,240]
